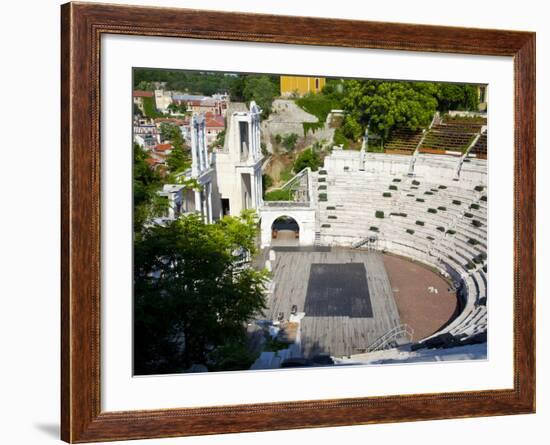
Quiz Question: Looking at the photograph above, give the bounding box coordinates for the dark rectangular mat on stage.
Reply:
[304,263,372,318]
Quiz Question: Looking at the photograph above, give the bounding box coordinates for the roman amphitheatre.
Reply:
[251,113,488,369]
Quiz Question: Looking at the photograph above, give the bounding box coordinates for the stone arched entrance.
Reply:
[271,216,300,246]
[259,207,316,248]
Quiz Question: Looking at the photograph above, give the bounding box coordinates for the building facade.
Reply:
[280,76,326,97]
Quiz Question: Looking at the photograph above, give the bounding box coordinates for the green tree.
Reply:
[134,211,268,374]
[341,80,438,141]
[159,123,190,174]
[282,133,298,152]
[436,83,478,112]
[133,143,166,234]
[294,148,321,172]
[242,75,278,117]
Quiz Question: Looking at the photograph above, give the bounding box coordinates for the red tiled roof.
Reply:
[133,90,154,97]
[154,143,173,152]
[205,116,225,128]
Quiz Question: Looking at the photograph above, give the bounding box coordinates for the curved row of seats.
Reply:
[315,153,488,347]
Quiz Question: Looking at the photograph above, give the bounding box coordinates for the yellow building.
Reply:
[280,76,326,97]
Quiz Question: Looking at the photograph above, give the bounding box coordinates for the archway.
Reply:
[271,216,300,246]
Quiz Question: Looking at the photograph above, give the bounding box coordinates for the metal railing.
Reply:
[366,324,414,353]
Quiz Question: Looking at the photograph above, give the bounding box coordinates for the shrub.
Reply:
[424,191,434,195]
[411,186,419,190]
[389,185,398,191]
[468,238,479,245]
[392,178,402,183]
[318,193,328,202]
[375,211,385,219]
[470,203,480,210]
[465,262,476,270]
[474,185,485,192]
[264,189,292,201]
[446,229,456,235]
[328,215,337,220]
[294,147,321,172]
[319,170,327,175]
[480,252,487,260]
[427,236,435,241]
[416,198,425,202]
[452,200,462,205]
[344,166,350,171]
[262,174,273,190]
[412,180,420,186]
[326,206,335,210]
[406,229,415,235]
[383,192,392,198]
[438,185,447,189]
[370,226,379,232]
[321,223,331,228]
[483,265,488,272]
[431,188,439,192]
[438,206,447,211]
[480,195,487,202]
[390,212,407,217]
[436,226,445,232]
[416,221,425,226]
[472,220,482,227]
[464,212,473,218]
[318,185,327,191]
[318,177,326,182]
[428,208,437,214]
[407,194,415,197]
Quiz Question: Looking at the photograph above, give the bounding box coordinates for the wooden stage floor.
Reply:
[262,248,401,358]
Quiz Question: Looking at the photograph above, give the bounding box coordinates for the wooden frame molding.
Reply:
[61,2,536,442]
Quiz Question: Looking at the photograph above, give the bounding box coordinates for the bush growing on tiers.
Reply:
[383,192,392,198]
[438,185,447,189]
[406,229,415,235]
[390,212,407,217]
[468,238,479,245]
[428,208,437,214]
[465,262,475,270]
[407,194,415,197]
[438,206,447,211]
[370,226,379,232]
[427,236,435,241]
[344,166,350,171]
[319,170,327,175]
[474,185,485,192]
[464,212,473,218]
[318,177,326,182]
[411,186,419,190]
[412,180,420,186]
[424,191,434,195]
[452,199,462,205]
[393,178,402,182]
[318,185,327,190]
[472,219,482,227]
[389,185,398,190]
[318,193,328,202]
[328,215,337,219]
[480,195,487,202]
[326,206,335,210]
[470,203,480,210]
[416,198,425,202]
[446,229,456,235]
[321,223,331,228]
[437,226,445,232]
[416,220,425,226]
[375,211,385,218]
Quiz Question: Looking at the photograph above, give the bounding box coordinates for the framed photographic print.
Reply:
[61,2,535,442]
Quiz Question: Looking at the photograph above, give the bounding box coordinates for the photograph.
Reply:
[132,69,488,375]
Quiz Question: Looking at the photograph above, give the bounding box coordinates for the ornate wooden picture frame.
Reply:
[61,2,535,442]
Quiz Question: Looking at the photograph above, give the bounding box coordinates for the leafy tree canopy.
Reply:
[134,211,268,374]
[341,80,439,140]
[294,148,322,172]
[242,75,278,117]
[133,143,166,234]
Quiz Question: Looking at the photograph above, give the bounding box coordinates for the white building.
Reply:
[215,101,264,217]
